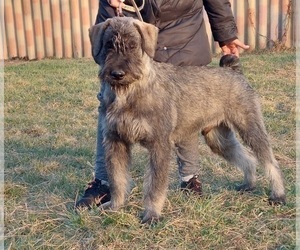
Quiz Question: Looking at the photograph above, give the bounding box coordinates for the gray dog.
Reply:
[89,17,286,223]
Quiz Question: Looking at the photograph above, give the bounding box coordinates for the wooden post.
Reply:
[71,0,82,58]
[41,0,54,58]
[23,0,36,59]
[61,0,72,58]
[282,0,292,47]
[258,0,268,49]
[2,26,8,60]
[90,0,99,25]
[5,0,17,59]
[81,1,91,57]
[32,0,45,59]
[269,0,279,46]
[247,0,256,51]
[14,0,27,58]
[51,0,63,58]
[236,0,246,52]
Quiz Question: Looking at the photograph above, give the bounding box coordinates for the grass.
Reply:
[4,50,296,249]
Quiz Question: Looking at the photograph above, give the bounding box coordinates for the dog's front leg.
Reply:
[104,137,131,210]
[142,141,172,224]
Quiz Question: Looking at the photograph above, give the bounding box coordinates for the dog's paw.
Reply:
[268,195,286,206]
[141,210,160,224]
[236,183,256,192]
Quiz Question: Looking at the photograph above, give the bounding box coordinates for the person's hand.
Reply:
[107,0,124,8]
[221,39,250,57]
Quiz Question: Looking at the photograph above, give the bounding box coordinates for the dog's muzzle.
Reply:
[101,69,130,88]
[110,69,125,80]
[108,69,128,87]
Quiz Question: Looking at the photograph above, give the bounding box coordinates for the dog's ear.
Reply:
[89,20,111,65]
[133,20,158,58]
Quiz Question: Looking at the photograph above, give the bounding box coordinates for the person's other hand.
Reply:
[221,39,250,57]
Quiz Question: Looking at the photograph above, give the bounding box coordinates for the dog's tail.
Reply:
[219,54,242,73]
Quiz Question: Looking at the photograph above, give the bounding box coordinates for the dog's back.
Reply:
[147,60,258,142]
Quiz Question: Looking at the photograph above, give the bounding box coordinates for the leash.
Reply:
[129,0,144,22]
[116,0,144,22]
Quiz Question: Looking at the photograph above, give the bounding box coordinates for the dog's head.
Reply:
[89,17,159,89]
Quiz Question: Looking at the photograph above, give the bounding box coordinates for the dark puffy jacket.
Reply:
[95,0,237,66]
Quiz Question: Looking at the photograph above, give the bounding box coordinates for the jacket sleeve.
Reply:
[203,0,238,46]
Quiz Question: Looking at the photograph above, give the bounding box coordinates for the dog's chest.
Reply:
[106,101,152,143]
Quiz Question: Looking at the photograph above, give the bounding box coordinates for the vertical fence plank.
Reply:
[51,0,63,58]
[258,0,268,49]
[88,0,99,58]
[269,0,280,47]
[282,0,292,47]
[247,0,256,51]
[61,0,72,58]
[0,1,3,59]
[23,0,36,60]
[81,1,91,57]
[41,0,54,57]
[236,0,246,51]
[32,0,45,59]
[5,0,18,59]
[71,0,82,58]
[290,1,300,48]
[1,15,8,60]
[14,0,27,58]
[90,0,99,25]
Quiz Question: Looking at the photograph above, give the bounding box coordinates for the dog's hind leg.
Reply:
[104,138,131,210]
[232,115,286,204]
[142,140,172,224]
[203,123,258,191]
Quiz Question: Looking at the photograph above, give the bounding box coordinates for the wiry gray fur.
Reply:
[89,17,286,224]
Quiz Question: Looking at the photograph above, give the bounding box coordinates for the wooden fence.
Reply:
[1,0,295,60]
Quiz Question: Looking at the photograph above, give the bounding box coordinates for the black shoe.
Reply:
[180,175,203,196]
[75,179,111,209]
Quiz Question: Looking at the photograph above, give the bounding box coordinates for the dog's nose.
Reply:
[111,70,125,80]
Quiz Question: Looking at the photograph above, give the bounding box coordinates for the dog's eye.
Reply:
[128,41,137,50]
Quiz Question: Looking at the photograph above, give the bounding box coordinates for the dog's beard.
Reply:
[100,66,142,93]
